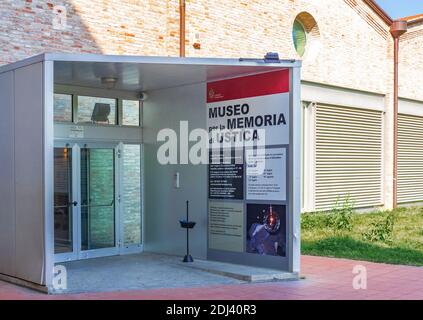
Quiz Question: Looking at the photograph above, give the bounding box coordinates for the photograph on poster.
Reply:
[246,204,286,257]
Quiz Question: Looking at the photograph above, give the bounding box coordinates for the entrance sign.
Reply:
[207,70,290,147]
[206,68,299,271]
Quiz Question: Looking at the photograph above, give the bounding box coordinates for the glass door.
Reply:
[54,147,74,255]
[54,142,143,262]
[80,148,117,255]
[79,145,119,258]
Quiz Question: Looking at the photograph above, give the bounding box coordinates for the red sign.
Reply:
[207,69,290,103]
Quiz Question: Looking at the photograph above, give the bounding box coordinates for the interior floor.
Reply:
[54,253,245,294]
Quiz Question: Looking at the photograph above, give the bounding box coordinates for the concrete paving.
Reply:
[54,253,249,294]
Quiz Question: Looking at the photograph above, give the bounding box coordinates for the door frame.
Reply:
[77,142,120,260]
[54,142,78,263]
[54,141,143,263]
[117,142,144,255]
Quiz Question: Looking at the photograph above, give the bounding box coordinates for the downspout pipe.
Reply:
[179,0,186,57]
[390,20,407,209]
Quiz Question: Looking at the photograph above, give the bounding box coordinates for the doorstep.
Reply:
[182,259,299,282]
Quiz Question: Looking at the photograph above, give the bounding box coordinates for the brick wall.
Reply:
[399,21,423,101]
[0,0,421,100]
[186,0,391,94]
[0,0,180,65]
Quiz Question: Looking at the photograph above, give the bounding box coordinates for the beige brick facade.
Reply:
[0,0,420,100]
[399,21,423,101]
[0,0,180,64]
[0,0,422,210]
[185,0,391,94]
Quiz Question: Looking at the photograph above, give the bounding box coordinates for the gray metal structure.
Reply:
[0,53,301,291]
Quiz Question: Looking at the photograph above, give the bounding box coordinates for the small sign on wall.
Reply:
[69,125,84,138]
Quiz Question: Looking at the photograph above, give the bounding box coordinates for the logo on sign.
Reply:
[208,88,224,101]
[208,88,215,100]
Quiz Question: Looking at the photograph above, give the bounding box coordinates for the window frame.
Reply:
[121,99,142,127]
[53,93,142,128]
[76,95,118,126]
[292,19,307,57]
[53,93,74,123]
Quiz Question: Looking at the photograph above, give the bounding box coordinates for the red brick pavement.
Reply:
[1,255,422,300]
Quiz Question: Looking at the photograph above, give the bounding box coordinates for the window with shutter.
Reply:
[398,114,423,203]
[314,105,383,210]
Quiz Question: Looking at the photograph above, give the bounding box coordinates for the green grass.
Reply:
[301,206,423,266]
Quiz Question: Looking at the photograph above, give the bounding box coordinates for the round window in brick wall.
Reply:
[292,12,320,59]
[293,20,307,57]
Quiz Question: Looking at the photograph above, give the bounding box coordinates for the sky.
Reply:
[376,0,423,19]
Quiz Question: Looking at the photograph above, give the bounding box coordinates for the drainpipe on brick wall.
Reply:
[390,20,407,209]
[179,0,186,57]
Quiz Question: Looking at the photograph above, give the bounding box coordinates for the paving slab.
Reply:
[53,253,247,294]
[184,259,298,282]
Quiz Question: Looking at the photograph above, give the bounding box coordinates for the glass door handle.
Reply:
[69,201,78,207]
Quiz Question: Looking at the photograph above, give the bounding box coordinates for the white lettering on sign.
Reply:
[69,125,84,138]
[208,94,290,147]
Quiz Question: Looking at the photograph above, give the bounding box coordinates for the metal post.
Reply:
[186,200,189,258]
[393,36,399,209]
[390,20,407,209]
[179,0,186,57]
[182,200,194,262]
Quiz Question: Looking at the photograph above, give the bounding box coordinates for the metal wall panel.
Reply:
[14,63,46,284]
[398,114,423,203]
[314,105,383,210]
[143,83,208,259]
[0,71,16,277]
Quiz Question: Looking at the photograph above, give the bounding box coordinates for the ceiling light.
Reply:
[101,77,118,89]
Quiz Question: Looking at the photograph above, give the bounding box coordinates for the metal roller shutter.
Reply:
[398,114,423,203]
[315,105,383,210]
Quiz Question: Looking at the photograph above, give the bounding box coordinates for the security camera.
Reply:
[138,92,148,101]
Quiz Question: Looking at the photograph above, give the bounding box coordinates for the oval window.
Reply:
[292,20,307,57]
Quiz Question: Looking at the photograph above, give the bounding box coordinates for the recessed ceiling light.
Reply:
[101,77,118,89]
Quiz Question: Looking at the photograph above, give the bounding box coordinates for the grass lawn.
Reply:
[301,206,423,266]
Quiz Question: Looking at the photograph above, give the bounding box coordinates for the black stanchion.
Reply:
[179,200,196,262]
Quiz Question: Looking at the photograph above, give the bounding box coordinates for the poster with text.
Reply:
[246,148,286,201]
[246,204,286,257]
[207,69,290,147]
[208,201,244,252]
[209,149,244,200]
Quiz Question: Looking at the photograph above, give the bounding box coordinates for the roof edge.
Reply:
[0,53,46,75]
[400,14,423,26]
[363,0,393,26]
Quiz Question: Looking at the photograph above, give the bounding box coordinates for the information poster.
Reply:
[208,201,244,252]
[246,148,286,201]
[209,149,243,200]
[206,69,290,263]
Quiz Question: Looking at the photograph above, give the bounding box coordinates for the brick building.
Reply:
[0,0,422,212]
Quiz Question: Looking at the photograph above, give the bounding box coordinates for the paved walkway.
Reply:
[1,255,422,300]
